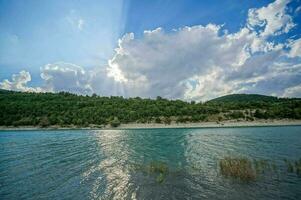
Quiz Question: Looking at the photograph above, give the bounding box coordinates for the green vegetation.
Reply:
[110,117,121,127]
[0,90,300,127]
[135,161,169,183]
[208,94,280,103]
[131,157,301,184]
[284,159,301,176]
[219,157,257,181]
[219,157,279,182]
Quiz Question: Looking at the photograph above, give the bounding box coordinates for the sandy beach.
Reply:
[1,119,301,131]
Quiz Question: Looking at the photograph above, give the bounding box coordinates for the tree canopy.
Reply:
[0,90,300,127]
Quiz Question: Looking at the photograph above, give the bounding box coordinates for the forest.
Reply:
[0,89,300,127]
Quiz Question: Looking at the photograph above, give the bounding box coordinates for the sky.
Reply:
[0,0,301,101]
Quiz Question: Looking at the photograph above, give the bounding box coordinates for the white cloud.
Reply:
[295,6,301,13]
[183,68,233,101]
[40,62,92,94]
[247,0,295,37]
[107,24,252,100]
[105,20,300,100]
[107,59,128,83]
[288,38,301,57]
[0,70,44,92]
[1,0,301,101]
[66,10,85,31]
[77,19,84,30]
[283,84,301,97]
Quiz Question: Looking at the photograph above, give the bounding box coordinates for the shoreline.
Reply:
[1,120,301,131]
[118,120,301,129]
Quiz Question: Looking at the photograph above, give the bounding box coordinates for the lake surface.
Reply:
[0,126,301,200]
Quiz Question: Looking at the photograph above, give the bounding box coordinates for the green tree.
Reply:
[110,117,121,127]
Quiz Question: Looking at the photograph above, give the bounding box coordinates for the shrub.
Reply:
[163,117,171,125]
[39,116,50,127]
[110,117,120,127]
[227,111,245,119]
[155,117,161,123]
[254,109,268,119]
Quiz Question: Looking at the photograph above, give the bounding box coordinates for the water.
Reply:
[0,126,301,200]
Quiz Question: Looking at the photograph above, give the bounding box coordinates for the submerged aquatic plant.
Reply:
[133,157,301,185]
[295,159,301,176]
[219,157,256,181]
[148,161,169,174]
[135,161,170,183]
[220,156,301,182]
[284,158,301,176]
[219,156,285,182]
[156,173,165,183]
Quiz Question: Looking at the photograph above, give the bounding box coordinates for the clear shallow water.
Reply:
[0,126,301,200]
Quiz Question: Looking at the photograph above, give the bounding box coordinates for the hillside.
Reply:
[0,90,300,127]
[208,94,291,103]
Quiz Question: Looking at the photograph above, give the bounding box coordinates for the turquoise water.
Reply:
[0,126,301,200]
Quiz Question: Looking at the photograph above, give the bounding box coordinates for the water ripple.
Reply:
[0,126,301,199]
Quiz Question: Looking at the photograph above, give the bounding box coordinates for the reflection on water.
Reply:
[0,126,301,199]
[94,130,133,200]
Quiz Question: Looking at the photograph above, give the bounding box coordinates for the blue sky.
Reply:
[0,0,301,100]
[0,0,126,80]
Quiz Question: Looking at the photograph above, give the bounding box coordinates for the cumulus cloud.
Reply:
[106,18,299,100]
[1,0,301,101]
[288,38,301,57]
[40,62,93,94]
[103,0,301,100]
[107,25,233,99]
[247,0,295,37]
[283,84,301,97]
[0,70,44,92]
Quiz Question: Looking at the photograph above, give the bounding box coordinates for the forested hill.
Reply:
[208,94,294,103]
[0,90,300,127]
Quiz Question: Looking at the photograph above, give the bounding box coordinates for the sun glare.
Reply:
[107,60,128,83]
